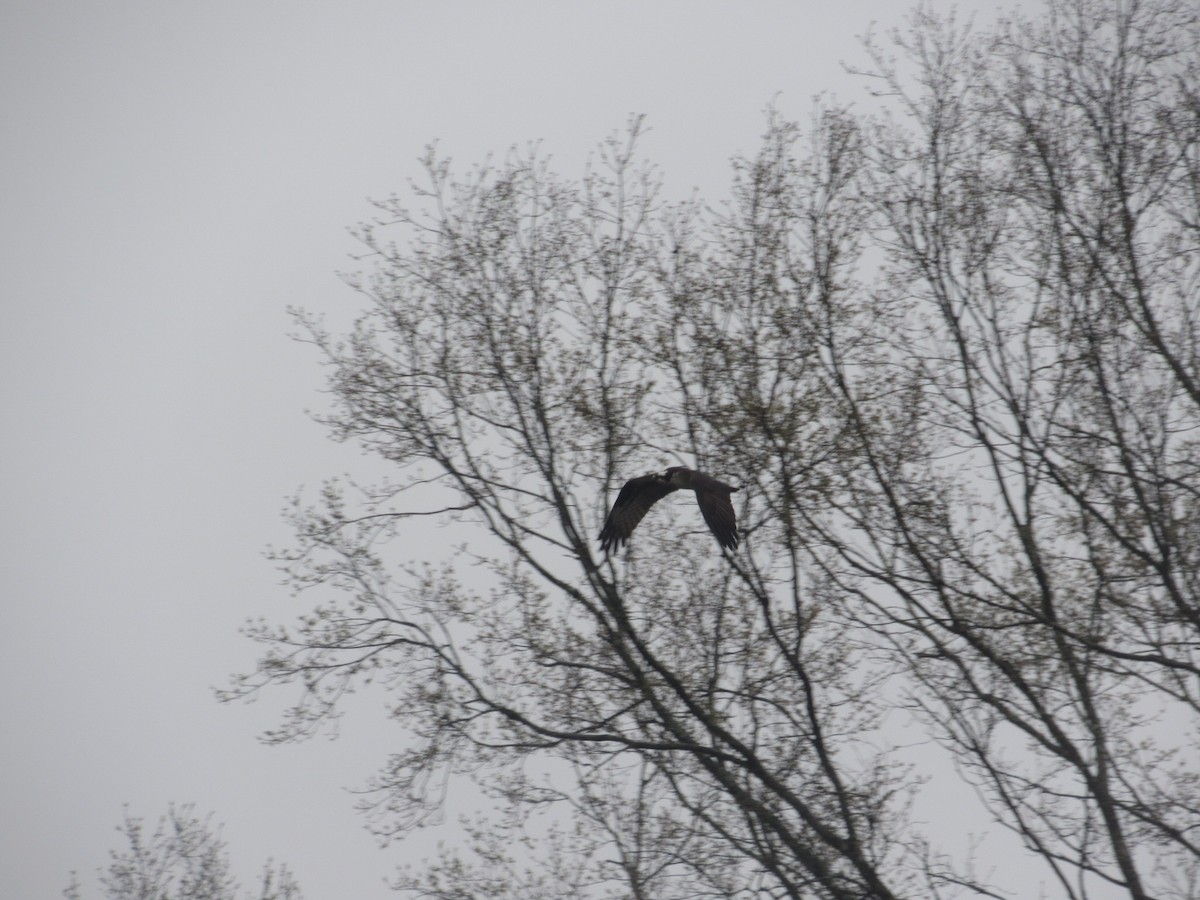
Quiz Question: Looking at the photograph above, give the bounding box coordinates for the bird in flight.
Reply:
[599,466,740,552]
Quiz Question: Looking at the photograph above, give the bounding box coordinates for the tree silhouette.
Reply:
[225,1,1200,896]
[65,805,304,900]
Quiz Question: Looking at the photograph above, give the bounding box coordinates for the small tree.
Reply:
[226,1,1200,897]
[65,804,305,900]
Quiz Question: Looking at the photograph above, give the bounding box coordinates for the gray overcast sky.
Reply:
[1,2,1005,898]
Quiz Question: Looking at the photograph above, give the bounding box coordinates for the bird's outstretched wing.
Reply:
[694,484,739,551]
[599,475,677,552]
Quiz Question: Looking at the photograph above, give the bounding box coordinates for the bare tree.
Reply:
[224,1,1200,897]
[830,2,1200,897]
[65,804,305,900]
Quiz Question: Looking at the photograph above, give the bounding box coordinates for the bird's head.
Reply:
[664,466,692,488]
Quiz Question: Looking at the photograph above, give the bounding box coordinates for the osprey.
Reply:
[599,466,740,552]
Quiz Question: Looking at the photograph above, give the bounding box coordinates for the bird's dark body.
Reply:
[599,466,739,552]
